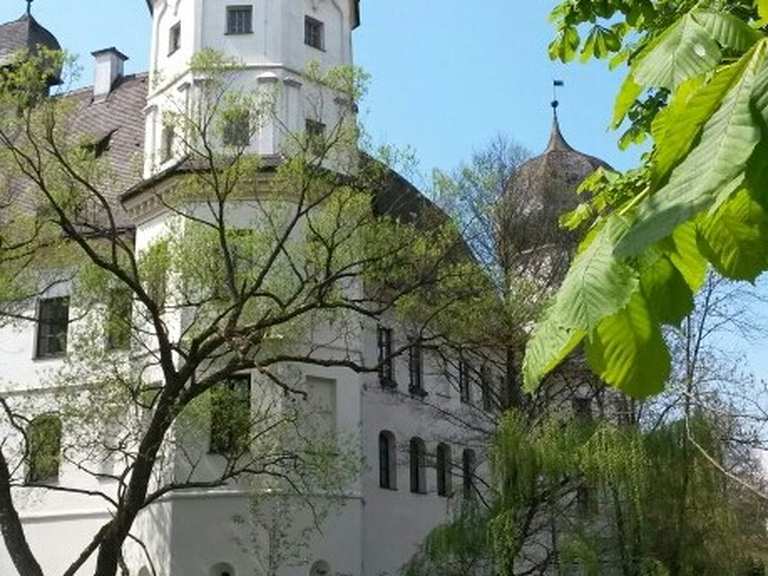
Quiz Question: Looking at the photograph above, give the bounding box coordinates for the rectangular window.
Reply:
[305,119,326,155]
[160,124,175,163]
[36,297,69,359]
[459,360,471,404]
[408,339,425,397]
[304,16,325,50]
[210,375,252,455]
[106,288,132,350]
[223,110,251,147]
[168,22,181,55]
[573,397,593,422]
[377,326,395,388]
[227,5,254,35]
[481,366,493,411]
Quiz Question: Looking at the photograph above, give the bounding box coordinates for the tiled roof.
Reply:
[0,13,61,67]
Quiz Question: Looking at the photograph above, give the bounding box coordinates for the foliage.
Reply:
[524,1,768,397]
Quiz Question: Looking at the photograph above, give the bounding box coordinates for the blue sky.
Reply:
[3,0,766,379]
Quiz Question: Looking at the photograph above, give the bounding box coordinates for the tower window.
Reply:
[304,16,325,50]
[210,375,252,455]
[436,443,452,497]
[379,430,397,490]
[36,297,69,359]
[377,326,395,389]
[27,414,62,483]
[223,110,251,147]
[169,22,181,55]
[305,119,326,155]
[481,366,493,411]
[409,437,427,494]
[408,339,425,397]
[227,6,253,35]
[573,397,592,422]
[160,124,175,163]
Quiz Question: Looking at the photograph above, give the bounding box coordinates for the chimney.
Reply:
[91,48,129,100]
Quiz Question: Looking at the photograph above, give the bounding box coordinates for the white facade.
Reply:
[0,3,490,576]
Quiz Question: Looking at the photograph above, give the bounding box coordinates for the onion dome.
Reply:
[0,11,62,83]
[498,111,610,283]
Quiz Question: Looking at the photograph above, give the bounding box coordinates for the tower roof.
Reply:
[0,12,61,67]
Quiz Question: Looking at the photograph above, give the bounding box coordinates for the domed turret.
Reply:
[0,8,62,84]
[498,108,610,285]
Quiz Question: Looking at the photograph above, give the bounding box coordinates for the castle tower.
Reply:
[143,0,361,176]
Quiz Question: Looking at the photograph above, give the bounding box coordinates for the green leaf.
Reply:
[651,59,747,182]
[550,26,581,62]
[585,292,671,398]
[633,14,722,91]
[639,253,694,326]
[617,42,768,257]
[664,222,708,291]
[692,11,762,53]
[752,58,768,126]
[699,187,768,281]
[758,0,768,23]
[612,74,643,129]
[523,218,638,391]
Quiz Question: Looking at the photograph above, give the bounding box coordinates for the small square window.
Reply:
[304,16,325,50]
[169,23,181,55]
[36,297,69,359]
[227,6,253,35]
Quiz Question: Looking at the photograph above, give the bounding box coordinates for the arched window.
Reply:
[436,443,452,497]
[310,560,331,576]
[379,431,397,490]
[27,414,62,483]
[210,562,235,576]
[409,437,427,494]
[462,448,477,500]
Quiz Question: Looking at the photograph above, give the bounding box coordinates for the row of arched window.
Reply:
[379,431,476,498]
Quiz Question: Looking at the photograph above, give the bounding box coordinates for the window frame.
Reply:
[462,448,476,500]
[35,296,70,359]
[436,443,452,497]
[458,359,472,404]
[409,437,427,495]
[209,374,252,456]
[226,5,254,35]
[26,414,63,484]
[304,15,325,51]
[160,124,175,164]
[105,287,132,351]
[305,118,326,155]
[222,109,251,148]
[378,430,397,490]
[408,338,426,398]
[377,326,396,389]
[168,22,181,56]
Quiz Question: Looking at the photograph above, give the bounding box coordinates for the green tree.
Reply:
[0,49,491,576]
[524,0,768,399]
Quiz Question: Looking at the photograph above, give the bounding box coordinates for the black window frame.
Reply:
[377,326,396,389]
[35,297,70,359]
[481,365,493,411]
[436,443,452,497]
[409,437,427,494]
[209,374,252,456]
[226,5,254,35]
[304,15,325,51]
[168,22,181,55]
[378,430,397,490]
[408,338,426,398]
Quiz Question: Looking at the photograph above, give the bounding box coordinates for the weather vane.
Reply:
[552,79,564,112]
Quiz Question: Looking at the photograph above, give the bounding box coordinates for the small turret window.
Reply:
[169,22,181,55]
[227,6,253,35]
[304,16,325,51]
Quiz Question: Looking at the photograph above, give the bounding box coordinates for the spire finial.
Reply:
[26,0,33,16]
[547,80,573,152]
[551,79,564,117]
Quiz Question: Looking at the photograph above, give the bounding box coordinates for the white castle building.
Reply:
[0,3,608,576]
[0,2,498,576]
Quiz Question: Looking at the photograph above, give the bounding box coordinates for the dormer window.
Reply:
[227,6,253,35]
[304,16,325,50]
[168,23,181,55]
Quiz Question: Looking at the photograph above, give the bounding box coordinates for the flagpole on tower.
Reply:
[552,79,564,116]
